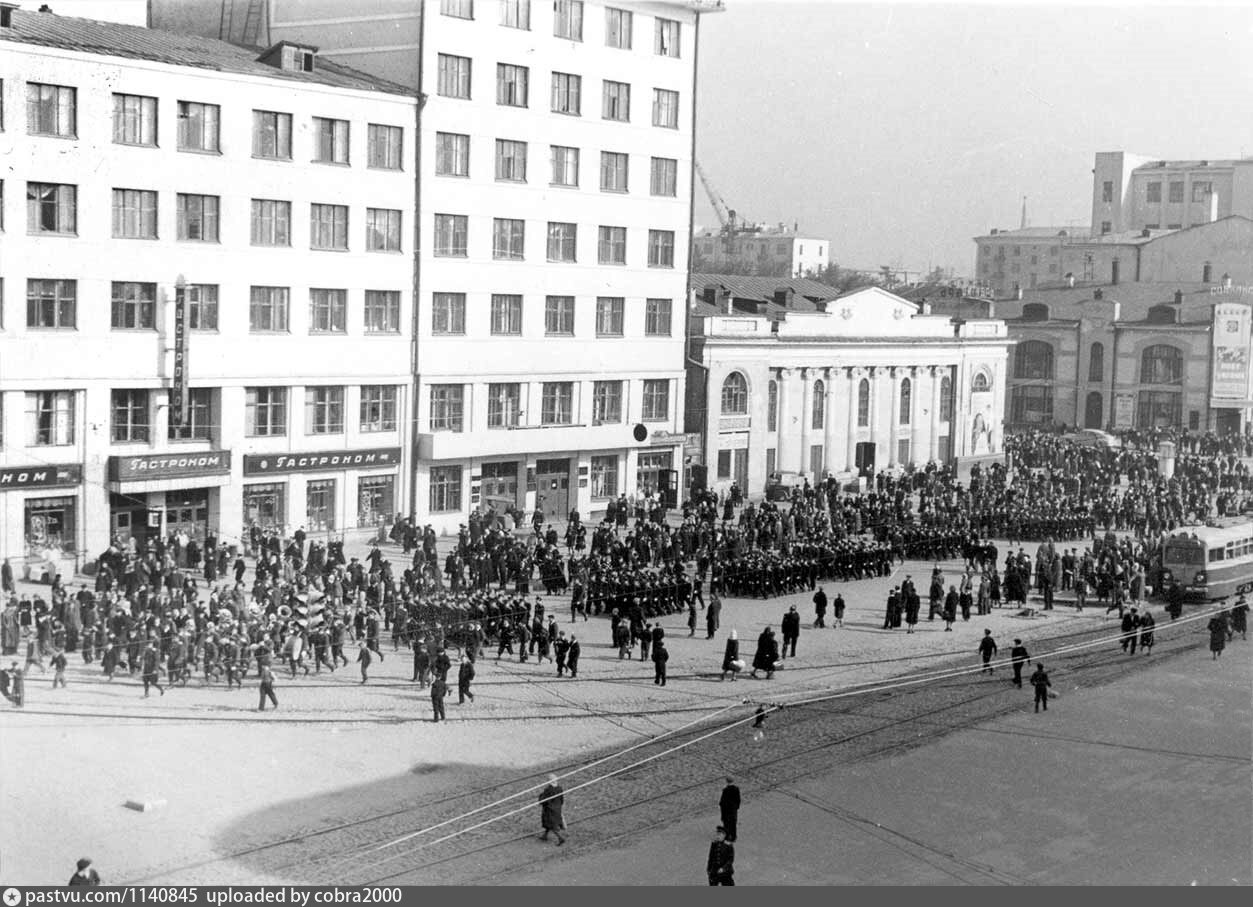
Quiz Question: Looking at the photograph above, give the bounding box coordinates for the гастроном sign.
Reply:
[108,451,232,481]
[242,447,402,476]
[0,463,83,489]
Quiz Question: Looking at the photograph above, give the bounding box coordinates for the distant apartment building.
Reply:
[693,224,830,277]
[1091,152,1253,236]
[0,6,417,571]
[972,227,1071,298]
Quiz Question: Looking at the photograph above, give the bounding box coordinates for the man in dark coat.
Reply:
[719,777,741,842]
[538,776,566,844]
[456,657,475,704]
[812,586,828,628]
[780,606,800,658]
[1009,638,1030,688]
[977,629,998,674]
[652,639,669,686]
[707,826,735,886]
[1030,662,1051,712]
[430,676,448,722]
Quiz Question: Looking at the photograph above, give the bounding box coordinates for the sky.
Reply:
[36,0,1253,276]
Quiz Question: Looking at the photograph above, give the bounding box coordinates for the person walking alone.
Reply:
[721,629,740,682]
[977,629,998,675]
[707,826,735,886]
[1030,662,1051,712]
[1009,638,1030,688]
[813,586,828,629]
[719,777,741,842]
[457,656,475,704]
[652,638,669,686]
[538,775,566,845]
[257,663,278,712]
[781,606,800,659]
[430,675,448,722]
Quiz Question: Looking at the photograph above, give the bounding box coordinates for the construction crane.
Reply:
[695,160,743,250]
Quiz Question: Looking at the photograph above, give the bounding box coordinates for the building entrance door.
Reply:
[535,458,570,522]
[1216,408,1241,436]
[1084,391,1104,429]
[855,441,876,477]
[733,449,749,490]
[481,461,520,515]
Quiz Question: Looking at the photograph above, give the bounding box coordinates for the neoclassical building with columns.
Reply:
[686,279,1011,496]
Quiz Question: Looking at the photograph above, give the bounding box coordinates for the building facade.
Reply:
[693,224,829,277]
[687,280,1010,498]
[1091,152,1253,236]
[972,227,1072,298]
[0,8,417,573]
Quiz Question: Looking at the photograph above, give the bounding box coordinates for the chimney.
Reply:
[1203,262,1213,283]
[1208,191,1219,223]
[1094,288,1104,300]
[793,221,798,233]
[921,299,933,315]
[1141,228,1152,238]
[0,3,18,27]
[1111,301,1121,321]
[702,286,717,306]
[1174,289,1184,305]
[1015,286,1024,301]
[1224,273,1233,289]
[1066,273,1076,288]
[720,289,733,315]
[986,300,996,319]
[814,300,828,313]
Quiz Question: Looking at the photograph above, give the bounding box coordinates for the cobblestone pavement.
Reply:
[1,542,1238,885]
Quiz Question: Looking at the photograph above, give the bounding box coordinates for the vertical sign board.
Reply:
[1114,393,1136,429]
[1212,303,1252,400]
[172,285,188,425]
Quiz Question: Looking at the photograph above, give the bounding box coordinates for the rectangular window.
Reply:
[366,208,403,251]
[600,151,629,192]
[590,455,618,499]
[26,182,76,234]
[312,116,349,164]
[547,222,577,261]
[437,54,472,99]
[429,465,463,512]
[310,203,349,250]
[602,80,630,121]
[595,296,625,336]
[655,17,680,56]
[434,213,468,256]
[645,298,672,336]
[496,63,529,107]
[360,385,399,432]
[112,93,157,146]
[1101,180,1113,203]
[26,391,75,446]
[597,226,627,265]
[550,145,580,187]
[652,88,679,128]
[26,83,76,137]
[110,281,156,329]
[26,279,76,329]
[487,382,521,428]
[177,193,220,242]
[178,101,220,152]
[554,0,583,40]
[495,138,528,181]
[112,189,158,239]
[246,387,288,436]
[551,72,582,115]
[1168,181,1184,203]
[367,123,404,169]
[430,384,465,432]
[650,157,677,196]
[250,198,291,246]
[432,292,466,334]
[545,295,575,335]
[492,218,526,260]
[364,290,401,333]
[541,382,574,424]
[169,387,213,441]
[605,7,632,48]
[592,380,622,424]
[435,132,470,176]
[717,450,731,479]
[1193,181,1213,202]
[642,379,669,421]
[110,389,150,443]
[490,294,523,334]
[185,284,218,330]
[309,288,347,333]
[1100,221,1112,235]
[252,110,293,159]
[647,229,675,268]
[441,0,474,18]
[306,479,336,531]
[249,286,290,332]
[305,386,344,434]
[501,0,530,28]
[1146,181,1161,203]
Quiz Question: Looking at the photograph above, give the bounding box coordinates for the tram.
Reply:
[1159,520,1253,601]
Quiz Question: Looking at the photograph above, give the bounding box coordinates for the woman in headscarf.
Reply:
[721,628,739,681]
[750,626,778,679]
[538,774,566,845]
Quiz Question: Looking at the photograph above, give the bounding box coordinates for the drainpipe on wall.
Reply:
[407,8,427,522]
[1074,322,1083,428]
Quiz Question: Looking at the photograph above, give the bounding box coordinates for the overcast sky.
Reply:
[42,0,1253,276]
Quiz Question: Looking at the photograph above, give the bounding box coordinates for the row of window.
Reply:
[17,279,401,333]
[719,372,958,429]
[18,81,406,167]
[441,0,682,58]
[428,378,671,431]
[433,215,674,266]
[9,385,400,447]
[1010,386,1196,431]
[435,137,678,196]
[16,182,402,250]
[431,293,671,336]
[427,451,630,512]
[436,56,680,126]
[1143,180,1213,204]
[1013,340,1184,385]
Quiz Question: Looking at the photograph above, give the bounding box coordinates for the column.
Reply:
[929,365,943,462]
[888,367,902,467]
[775,368,792,475]
[823,366,838,473]
[799,368,813,476]
[910,366,925,465]
[845,367,859,471]
[869,367,882,467]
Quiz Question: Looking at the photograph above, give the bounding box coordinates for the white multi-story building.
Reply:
[0,6,417,573]
[693,224,830,278]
